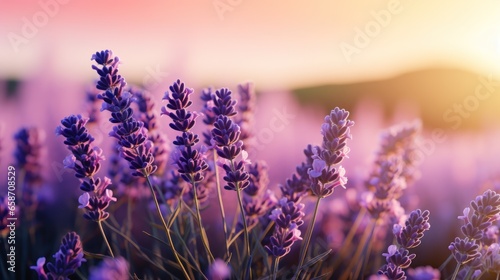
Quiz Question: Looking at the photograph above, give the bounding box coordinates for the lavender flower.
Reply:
[56,114,116,222]
[265,198,305,257]
[362,122,421,222]
[235,82,256,150]
[14,127,45,185]
[89,257,130,280]
[447,189,500,275]
[161,79,208,185]
[91,50,157,178]
[308,107,353,198]
[31,232,86,280]
[377,121,421,184]
[449,237,481,265]
[161,79,214,263]
[210,88,250,192]
[379,209,431,280]
[394,209,431,249]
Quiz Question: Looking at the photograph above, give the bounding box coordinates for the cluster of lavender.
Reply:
[30,232,86,279]
[448,189,500,278]
[378,209,432,279]
[265,198,305,258]
[362,121,421,222]
[161,79,209,200]
[56,115,116,222]
[91,50,157,178]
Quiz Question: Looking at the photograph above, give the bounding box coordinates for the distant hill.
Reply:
[292,68,500,130]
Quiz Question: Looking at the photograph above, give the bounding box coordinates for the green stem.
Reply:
[451,262,461,280]
[236,186,251,257]
[438,254,453,272]
[98,220,115,258]
[330,207,366,271]
[145,176,190,280]
[191,177,215,264]
[213,151,230,259]
[271,256,281,280]
[295,196,322,279]
[339,220,376,280]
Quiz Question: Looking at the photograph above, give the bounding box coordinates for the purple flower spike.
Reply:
[379,209,430,280]
[162,79,209,189]
[91,50,126,94]
[306,108,353,198]
[31,232,86,280]
[395,209,431,249]
[14,127,45,185]
[161,79,196,132]
[208,88,251,192]
[448,237,481,265]
[265,198,305,257]
[57,114,116,221]
[91,50,157,178]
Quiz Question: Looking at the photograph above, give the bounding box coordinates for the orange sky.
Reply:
[1,0,500,89]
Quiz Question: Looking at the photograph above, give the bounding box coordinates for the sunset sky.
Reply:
[1,0,500,89]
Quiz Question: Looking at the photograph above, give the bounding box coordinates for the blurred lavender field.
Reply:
[1,48,500,279]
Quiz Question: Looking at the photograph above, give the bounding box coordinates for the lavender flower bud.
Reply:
[14,127,45,185]
[395,209,431,249]
[31,232,86,279]
[265,198,305,257]
[448,237,481,265]
[382,245,415,269]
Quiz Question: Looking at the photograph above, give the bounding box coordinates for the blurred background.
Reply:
[1,0,500,275]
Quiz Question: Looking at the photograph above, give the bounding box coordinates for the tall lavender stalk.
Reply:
[294,108,353,279]
[209,88,252,266]
[161,79,214,264]
[56,114,116,257]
